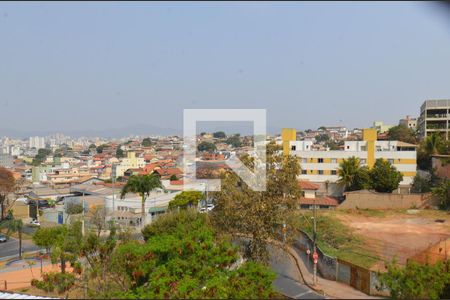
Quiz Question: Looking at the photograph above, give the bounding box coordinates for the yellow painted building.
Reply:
[282,128,417,186]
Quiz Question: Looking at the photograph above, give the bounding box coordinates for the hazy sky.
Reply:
[1,2,450,133]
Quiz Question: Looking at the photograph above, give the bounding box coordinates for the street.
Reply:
[0,237,40,260]
[269,244,324,299]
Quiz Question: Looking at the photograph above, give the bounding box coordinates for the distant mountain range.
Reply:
[0,123,283,138]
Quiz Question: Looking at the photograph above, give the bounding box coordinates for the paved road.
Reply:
[0,237,40,260]
[269,245,324,299]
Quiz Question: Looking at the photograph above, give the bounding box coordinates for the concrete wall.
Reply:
[338,191,439,210]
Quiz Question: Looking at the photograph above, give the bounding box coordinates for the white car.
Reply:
[30,219,41,226]
[199,204,215,213]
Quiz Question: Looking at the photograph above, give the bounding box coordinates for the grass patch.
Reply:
[335,208,388,218]
[288,211,379,269]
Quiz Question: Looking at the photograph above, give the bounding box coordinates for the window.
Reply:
[310,170,314,173]
[318,158,324,163]
[331,170,337,175]
[331,158,337,163]
[302,170,307,175]
[318,170,324,175]
[346,146,350,149]
[291,145,296,151]
[301,158,307,163]
[388,159,394,164]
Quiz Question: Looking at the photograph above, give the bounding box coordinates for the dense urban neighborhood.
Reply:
[0,99,449,299]
[1,1,450,299]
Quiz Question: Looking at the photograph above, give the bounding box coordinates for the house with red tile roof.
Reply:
[152,167,183,180]
[298,180,338,209]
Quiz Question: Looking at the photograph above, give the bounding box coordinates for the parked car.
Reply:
[29,219,41,227]
[0,234,8,243]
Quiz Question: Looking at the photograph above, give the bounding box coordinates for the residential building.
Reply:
[0,154,14,168]
[418,99,450,141]
[28,136,45,149]
[112,151,146,178]
[372,121,394,134]
[298,180,339,210]
[399,115,418,130]
[282,128,417,196]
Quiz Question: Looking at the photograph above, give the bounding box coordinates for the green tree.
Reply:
[96,144,109,154]
[411,174,432,193]
[369,159,403,193]
[120,174,163,226]
[424,133,445,155]
[1,217,23,258]
[33,227,63,254]
[141,137,152,147]
[432,179,450,210]
[212,142,301,263]
[325,140,343,150]
[169,174,178,181]
[337,157,371,192]
[417,134,447,171]
[50,221,83,273]
[387,125,417,144]
[315,134,330,143]
[168,191,204,210]
[213,131,226,139]
[225,135,242,148]
[378,259,450,300]
[89,144,96,150]
[197,141,216,152]
[32,148,52,166]
[0,167,16,220]
[107,210,276,299]
[116,147,124,158]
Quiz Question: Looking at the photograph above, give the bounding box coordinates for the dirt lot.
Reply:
[333,209,450,270]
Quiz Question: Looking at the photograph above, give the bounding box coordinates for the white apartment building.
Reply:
[282,128,417,195]
[29,136,45,149]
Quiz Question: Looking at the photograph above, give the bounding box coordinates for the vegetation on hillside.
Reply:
[378,259,450,300]
[289,211,379,268]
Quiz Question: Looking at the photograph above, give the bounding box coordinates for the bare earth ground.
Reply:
[334,210,450,271]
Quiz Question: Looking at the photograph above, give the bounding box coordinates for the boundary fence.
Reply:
[291,229,390,296]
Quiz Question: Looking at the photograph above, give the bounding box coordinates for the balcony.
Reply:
[427,124,447,130]
[426,113,448,119]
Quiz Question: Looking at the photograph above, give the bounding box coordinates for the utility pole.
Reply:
[81,191,85,237]
[313,196,317,285]
[111,163,116,214]
[205,181,209,211]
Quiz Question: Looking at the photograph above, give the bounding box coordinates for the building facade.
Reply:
[372,121,394,134]
[418,99,450,141]
[282,128,417,192]
[112,151,146,178]
[0,154,14,168]
[399,115,417,130]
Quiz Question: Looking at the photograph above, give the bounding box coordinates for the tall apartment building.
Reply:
[282,128,417,195]
[0,154,14,168]
[418,99,450,141]
[29,136,45,149]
